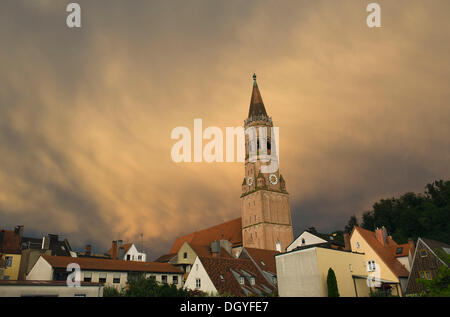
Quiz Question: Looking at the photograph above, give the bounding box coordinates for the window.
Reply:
[349,264,353,272]
[301,238,306,245]
[83,272,92,282]
[395,247,403,255]
[250,277,255,285]
[3,276,10,280]
[138,255,142,260]
[126,254,131,260]
[99,272,107,283]
[162,275,167,284]
[113,274,121,284]
[272,276,277,284]
[5,257,12,267]
[425,271,432,280]
[419,250,428,257]
[420,271,432,280]
[173,276,178,284]
[419,271,425,279]
[196,278,201,288]
[260,261,266,267]
[220,275,224,282]
[356,242,360,249]
[239,276,245,285]
[367,260,376,272]
[183,252,187,259]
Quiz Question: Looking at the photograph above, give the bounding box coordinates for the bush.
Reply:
[326,268,340,297]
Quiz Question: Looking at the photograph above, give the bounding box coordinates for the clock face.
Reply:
[269,174,278,185]
[248,177,254,186]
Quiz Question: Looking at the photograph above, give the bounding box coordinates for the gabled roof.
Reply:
[352,226,409,277]
[198,256,275,297]
[154,253,177,263]
[169,218,242,254]
[106,243,133,258]
[189,244,233,258]
[0,230,21,254]
[240,248,279,275]
[248,74,268,118]
[421,238,450,265]
[393,243,410,258]
[41,255,183,274]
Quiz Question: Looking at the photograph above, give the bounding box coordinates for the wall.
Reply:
[350,230,402,296]
[124,244,146,262]
[0,284,103,297]
[184,257,217,295]
[287,231,327,252]
[1,254,21,280]
[275,248,322,297]
[315,248,369,297]
[26,256,54,281]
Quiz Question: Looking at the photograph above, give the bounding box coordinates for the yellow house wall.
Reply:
[1,254,21,280]
[315,248,369,297]
[350,230,402,296]
[177,242,199,272]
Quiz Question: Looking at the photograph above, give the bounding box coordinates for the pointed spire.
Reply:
[248,73,268,118]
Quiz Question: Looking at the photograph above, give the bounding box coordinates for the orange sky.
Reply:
[0,0,449,259]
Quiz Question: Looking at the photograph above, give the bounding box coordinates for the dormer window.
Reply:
[396,247,403,255]
[260,261,266,266]
[239,276,245,285]
[250,277,255,285]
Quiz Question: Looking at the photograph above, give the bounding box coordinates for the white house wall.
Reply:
[287,231,327,252]
[184,257,217,295]
[26,257,54,281]
[275,248,322,297]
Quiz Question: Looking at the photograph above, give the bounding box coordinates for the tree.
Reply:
[417,265,450,297]
[346,179,450,244]
[344,215,358,234]
[326,268,339,297]
[103,276,191,297]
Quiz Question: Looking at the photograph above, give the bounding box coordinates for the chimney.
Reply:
[210,241,220,258]
[343,233,351,251]
[118,240,123,247]
[14,225,24,240]
[118,246,125,260]
[375,226,389,246]
[85,244,92,256]
[219,239,232,256]
[408,238,415,258]
[41,236,50,250]
[111,240,118,259]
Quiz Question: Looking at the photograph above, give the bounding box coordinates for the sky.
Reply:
[0,0,449,259]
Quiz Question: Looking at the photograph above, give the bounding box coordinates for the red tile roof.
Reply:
[394,243,410,258]
[0,230,21,254]
[240,248,279,275]
[169,218,242,253]
[198,256,275,296]
[41,255,183,274]
[154,253,177,263]
[352,227,409,277]
[190,244,233,258]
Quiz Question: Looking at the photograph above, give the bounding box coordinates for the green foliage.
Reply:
[349,180,450,244]
[103,286,123,297]
[417,265,450,297]
[345,215,359,234]
[326,268,339,297]
[103,276,191,297]
[124,276,190,297]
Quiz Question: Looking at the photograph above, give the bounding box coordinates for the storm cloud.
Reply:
[0,0,449,259]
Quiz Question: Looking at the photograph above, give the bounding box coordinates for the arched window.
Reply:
[301,238,306,245]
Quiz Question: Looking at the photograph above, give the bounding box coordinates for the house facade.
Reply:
[27,255,184,290]
[405,237,449,295]
[0,226,23,280]
[275,244,371,297]
[350,226,410,295]
[0,280,103,297]
[184,256,276,296]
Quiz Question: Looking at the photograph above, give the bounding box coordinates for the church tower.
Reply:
[241,74,294,252]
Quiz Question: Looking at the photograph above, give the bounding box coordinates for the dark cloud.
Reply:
[0,0,449,260]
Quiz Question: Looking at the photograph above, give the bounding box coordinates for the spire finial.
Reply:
[253,73,257,86]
